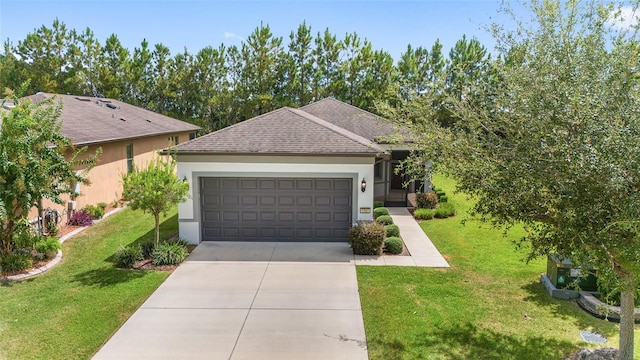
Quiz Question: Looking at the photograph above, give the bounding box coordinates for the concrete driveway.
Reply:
[92,242,368,360]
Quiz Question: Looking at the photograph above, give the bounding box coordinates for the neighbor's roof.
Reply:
[300,97,410,144]
[172,106,386,156]
[20,93,200,146]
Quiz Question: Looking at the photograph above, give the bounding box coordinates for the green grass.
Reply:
[358,174,640,359]
[0,207,177,360]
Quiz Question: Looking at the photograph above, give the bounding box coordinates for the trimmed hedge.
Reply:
[414,208,435,220]
[435,202,456,218]
[384,237,404,254]
[385,224,400,237]
[374,200,385,208]
[375,215,394,225]
[373,207,390,218]
[349,221,386,255]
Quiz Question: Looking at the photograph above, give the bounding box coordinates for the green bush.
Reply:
[374,200,385,208]
[384,237,404,254]
[97,202,108,211]
[349,221,386,255]
[385,224,400,237]
[375,215,394,225]
[435,203,456,218]
[139,239,155,258]
[439,195,448,203]
[436,190,446,198]
[432,186,441,192]
[35,237,61,260]
[414,208,435,220]
[114,245,143,269]
[373,207,390,218]
[416,191,439,209]
[83,204,105,219]
[2,252,33,273]
[152,242,188,265]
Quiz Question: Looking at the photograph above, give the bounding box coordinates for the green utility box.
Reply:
[546,254,598,292]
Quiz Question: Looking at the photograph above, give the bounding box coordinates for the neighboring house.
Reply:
[172,98,415,244]
[14,93,200,223]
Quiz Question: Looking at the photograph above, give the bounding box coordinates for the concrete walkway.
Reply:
[93,242,368,360]
[354,207,450,267]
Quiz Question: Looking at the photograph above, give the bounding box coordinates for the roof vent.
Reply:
[105,103,117,109]
[2,102,16,110]
[98,99,111,103]
[75,97,91,102]
[145,119,152,123]
[120,117,126,122]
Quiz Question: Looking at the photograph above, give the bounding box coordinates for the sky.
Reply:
[0,0,521,61]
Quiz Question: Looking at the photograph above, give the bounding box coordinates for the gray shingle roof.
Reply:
[300,98,409,143]
[173,106,385,156]
[22,93,200,146]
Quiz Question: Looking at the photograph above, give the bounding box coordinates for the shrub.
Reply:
[152,242,188,265]
[436,190,446,198]
[114,245,143,269]
[83,204,105,219]
[416,191,439,209]
[373,207,390,218]
[432,186,441,192]
[384,237,404,254]
[46,220,59,236]
[35,237,61,260]
[97,202,108,211]
[439,195,448,203]
[375,215,394,225]
[1,252,33,273]
[374,200,385,208]
[385,224,400,237]
[139,239,155,259]
[68,211,94,226]
[349,221,386,255]
[435,203,456,218]
[414,208,435,220]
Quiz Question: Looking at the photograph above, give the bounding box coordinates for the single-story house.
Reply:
[10,93,201,223]
[172,98,415,244]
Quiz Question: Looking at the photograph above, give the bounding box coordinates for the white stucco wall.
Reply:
[176,154,375,244]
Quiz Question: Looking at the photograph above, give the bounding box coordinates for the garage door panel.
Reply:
[201,177,352,242]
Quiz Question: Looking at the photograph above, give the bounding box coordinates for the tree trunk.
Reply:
[619,278,636,360]
[154,213,160,247]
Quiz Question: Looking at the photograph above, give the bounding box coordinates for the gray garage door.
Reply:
[201,177,352,242]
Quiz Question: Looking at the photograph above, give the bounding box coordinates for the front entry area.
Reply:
[200,177,353,242]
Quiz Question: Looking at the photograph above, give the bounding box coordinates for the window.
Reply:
[126,144,134,173]
[168,135,179,145]
[374,161,383,180]
[189,132,196,140]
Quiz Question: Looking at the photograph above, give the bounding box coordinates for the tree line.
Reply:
[0,19,491,132]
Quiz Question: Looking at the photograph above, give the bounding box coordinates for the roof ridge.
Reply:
[286,107,385,153]
[301,97,387,123]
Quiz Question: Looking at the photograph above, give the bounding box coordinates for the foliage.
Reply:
[393,1,640,357]
[414,208,435,220]
[0,91,99,257]
[97,202,108,211]
[113,245,143,269]
[385,224,400,238]
[68,210,94,226]
[45,220,59,237]
[416,191,439,209]
[122,155,190,246]
[434,203,456,219]
[151,241,188,265]
[374,200,385,208]
[139,238,155,259]
[1,251,32,273]
[35,236,61,260]
[439,195,448,203]
[373,207,389,218]
[375,215,394,225]
[349,221,386,255]
[384,237,403,254]
[83,204,105,219]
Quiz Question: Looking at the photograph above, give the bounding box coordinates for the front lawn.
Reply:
[0,207,176,360]
[358,174,640,359]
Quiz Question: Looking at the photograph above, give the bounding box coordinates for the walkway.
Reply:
[93,242,368,360]
[354,207,450,267]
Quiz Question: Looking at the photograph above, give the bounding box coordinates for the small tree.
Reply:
[0,90,98,257]
[122,155,189,246]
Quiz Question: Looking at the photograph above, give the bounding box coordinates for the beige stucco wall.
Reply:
[176,154,376,244]
[30,131,194,224]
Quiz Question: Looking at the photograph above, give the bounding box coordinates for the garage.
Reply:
[200,177,353,242]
